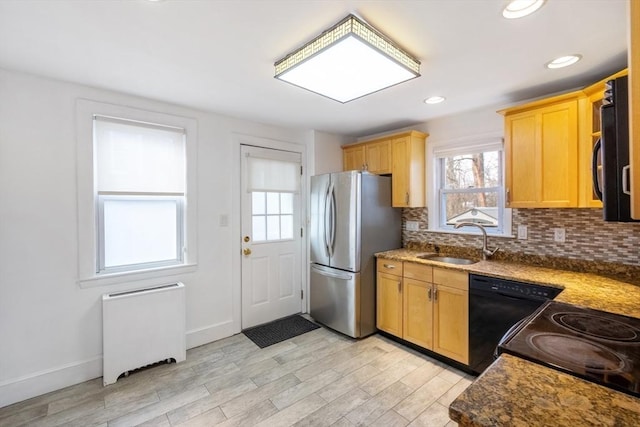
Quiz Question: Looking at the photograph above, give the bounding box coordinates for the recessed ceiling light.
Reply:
[546,54,582,69]
[424,96,446,104]
[502,0,546,19]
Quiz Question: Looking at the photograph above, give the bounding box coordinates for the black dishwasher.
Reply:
[469,274,561,374]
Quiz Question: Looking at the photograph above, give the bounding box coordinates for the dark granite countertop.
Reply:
[375,249,640,426]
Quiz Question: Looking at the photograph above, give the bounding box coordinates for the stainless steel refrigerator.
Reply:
[310,171,401,338]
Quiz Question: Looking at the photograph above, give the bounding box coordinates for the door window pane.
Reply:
[252,192,266,215]
[266,215,280,240]
[266,192,280,214]
[251,191,295,242]
[280,193,293,214]
[252,216,266,241]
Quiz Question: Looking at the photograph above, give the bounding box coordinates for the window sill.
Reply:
[78,263,197,288]
[425,228,516,239]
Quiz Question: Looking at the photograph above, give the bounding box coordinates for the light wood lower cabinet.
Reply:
[376,258,469,365]
[432,269,469,364]
[376,259,403,336]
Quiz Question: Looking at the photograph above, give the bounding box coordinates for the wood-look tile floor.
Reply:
[0,325,474,427]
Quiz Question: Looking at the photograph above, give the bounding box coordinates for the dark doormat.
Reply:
[243,315,321,348]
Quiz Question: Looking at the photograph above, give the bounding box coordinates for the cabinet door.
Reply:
[391,136,425,207]
[376,272,403,337]
[403,278,433,349]
[505,99,578,208]
[505,112,537,207]
[433,284,469,364]
[365,140,391,174]
[343,145,365,171]
[539,101,578,207]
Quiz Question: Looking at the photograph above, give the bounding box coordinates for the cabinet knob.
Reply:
[428,287,432,301]
[383,264,395,269]
[433,288,438,301]
[405,192,409,204]
[398,281,402,293]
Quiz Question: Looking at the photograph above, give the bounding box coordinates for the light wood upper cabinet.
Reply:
[376,259,469,365]
[365,140,392,174]
[502,94,580,208]
[342,131,427,207]
[342,140,390,174]
[630,0,640,219]
[342,144,366,172]
[391,132,426,208]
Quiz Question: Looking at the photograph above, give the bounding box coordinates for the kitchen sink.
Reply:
[416,254,477,265]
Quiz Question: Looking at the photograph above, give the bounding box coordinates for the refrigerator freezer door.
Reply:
[310,264,360,338]
[310,174,330,266]
[329,171,360,272]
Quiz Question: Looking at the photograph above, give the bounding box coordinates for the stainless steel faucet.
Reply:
[454,222,499,260]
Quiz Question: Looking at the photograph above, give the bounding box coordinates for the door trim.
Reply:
[231,133,309,333]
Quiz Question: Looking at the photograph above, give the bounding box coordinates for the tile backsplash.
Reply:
[403,208,640,267]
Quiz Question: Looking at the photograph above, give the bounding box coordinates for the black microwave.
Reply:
[592,75,637,222]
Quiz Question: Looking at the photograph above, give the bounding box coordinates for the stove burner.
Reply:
[551,312,640,343]
[527,333,627,374]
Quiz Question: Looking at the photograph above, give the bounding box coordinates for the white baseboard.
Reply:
[0,356,103,409]
[186,320,239,349]
[0,322,239,409]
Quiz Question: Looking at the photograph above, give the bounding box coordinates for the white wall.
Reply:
[0,68,314,407]
[424,106,503,144]
[312,130,351,175]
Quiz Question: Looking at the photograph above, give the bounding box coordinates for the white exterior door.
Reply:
[240,145,303,328]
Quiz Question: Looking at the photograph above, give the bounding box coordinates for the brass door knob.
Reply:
[243,236,250,242]
[243,248,252,255]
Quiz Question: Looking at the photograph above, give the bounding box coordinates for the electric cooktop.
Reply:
[498,300,640,397]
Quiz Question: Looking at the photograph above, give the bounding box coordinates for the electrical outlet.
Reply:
[553,228,566,243]
[517,225,528,240]
[406,220,420,231]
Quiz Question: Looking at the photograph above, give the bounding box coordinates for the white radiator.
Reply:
[102,282,186,386]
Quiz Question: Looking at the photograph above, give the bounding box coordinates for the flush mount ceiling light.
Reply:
[274,14,421,103]
[424,96,446,104]
[546,54,582,69]
[502,0,546,19]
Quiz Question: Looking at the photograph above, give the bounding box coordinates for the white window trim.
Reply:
[76,99,198,287]
[427,134,514,238]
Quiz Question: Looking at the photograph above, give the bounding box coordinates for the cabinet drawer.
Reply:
[403,262,433,282]
[377,258,403,276]
[433,268,468,291]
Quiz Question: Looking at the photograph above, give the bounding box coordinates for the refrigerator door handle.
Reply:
[324,182,334,257]
[311,265,352,280]
[329,184,336,255]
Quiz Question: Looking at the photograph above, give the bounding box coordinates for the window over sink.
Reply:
[429,138,512,236]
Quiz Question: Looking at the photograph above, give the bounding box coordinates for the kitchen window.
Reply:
[94,116,186,273]
[76,100,198,286]
[430,139,511,236]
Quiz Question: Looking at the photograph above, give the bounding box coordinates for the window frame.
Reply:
[428,136,513,238]
[76,100,198,287]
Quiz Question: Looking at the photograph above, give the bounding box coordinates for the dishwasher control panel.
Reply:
[470,274,562,301]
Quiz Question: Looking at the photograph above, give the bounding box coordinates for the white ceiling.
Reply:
[0,0,628,137]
